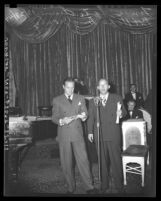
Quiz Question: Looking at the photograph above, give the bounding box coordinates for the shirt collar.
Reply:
[65,93,73,100]
[100,93,109,100]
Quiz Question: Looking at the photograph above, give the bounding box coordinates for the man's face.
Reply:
[97,79,110,95]
[63,81,74,96]
[128,102,135,111]
[130,85,136,93]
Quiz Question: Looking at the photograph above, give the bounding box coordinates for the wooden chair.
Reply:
[121,119,149,187]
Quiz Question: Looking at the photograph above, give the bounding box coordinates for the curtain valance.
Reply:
[5,5,157,43]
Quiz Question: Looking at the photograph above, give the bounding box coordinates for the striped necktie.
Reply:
[67,95,72,104]
[102,98,107,107]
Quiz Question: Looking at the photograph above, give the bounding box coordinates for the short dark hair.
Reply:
[63,77,75,85]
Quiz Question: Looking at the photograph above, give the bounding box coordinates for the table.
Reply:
[30,117,57,142]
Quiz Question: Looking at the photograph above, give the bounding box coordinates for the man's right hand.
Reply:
[88,134,94,143]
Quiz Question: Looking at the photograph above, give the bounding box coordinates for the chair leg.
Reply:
[141,161,145,187]
[123,159,127,185]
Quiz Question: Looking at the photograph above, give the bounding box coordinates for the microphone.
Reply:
[94,96,101,106]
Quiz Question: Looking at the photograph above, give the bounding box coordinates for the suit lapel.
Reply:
[62,94,78,112]
[136,92,139,100]
[62,94,72,107]
[104,93,111,109]
[72,94,77,106]
[130,92,133,99]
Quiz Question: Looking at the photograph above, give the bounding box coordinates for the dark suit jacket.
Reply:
[124,92,144,108]
[122,109,143,121]
[144,90,152,115]
[87,93,127,143]
[52,94,87,142]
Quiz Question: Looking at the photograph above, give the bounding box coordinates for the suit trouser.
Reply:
[95,139,123,191]
[59,140,94,192]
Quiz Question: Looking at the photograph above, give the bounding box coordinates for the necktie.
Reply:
[130,111,133,118]
[67,95,72,104]
[102,98,106,107]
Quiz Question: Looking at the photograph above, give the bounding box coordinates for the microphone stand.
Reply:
[96,103,101,182]
[95,94,113,190]
[95,96,101,182]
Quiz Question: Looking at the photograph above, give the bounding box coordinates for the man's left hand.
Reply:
[77,112,87,121]
[116,110,122,118]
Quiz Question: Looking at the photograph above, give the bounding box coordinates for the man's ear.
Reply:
[108,85,110,89]
[63,85,65,90]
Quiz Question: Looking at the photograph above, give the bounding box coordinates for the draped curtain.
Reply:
[9,48,16,107]
[6,5,156,115]
[5,6,156,40]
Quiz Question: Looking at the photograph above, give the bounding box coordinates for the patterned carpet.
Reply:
[6,139,154,197]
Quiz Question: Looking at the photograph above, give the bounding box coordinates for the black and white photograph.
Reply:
[4,4,156,197]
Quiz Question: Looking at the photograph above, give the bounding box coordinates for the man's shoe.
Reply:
[86,188,99,194]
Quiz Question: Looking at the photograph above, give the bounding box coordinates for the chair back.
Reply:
[122,119,147,151]
[38,106,52,117]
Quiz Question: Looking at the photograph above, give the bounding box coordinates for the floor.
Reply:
[5,138,155,197]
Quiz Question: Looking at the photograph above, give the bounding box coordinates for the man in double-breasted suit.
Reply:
[52,77,96,194]
[87,78,127,193]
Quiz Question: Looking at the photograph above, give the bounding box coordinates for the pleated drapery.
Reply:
[5,6,156,43]
[10,21,155,115]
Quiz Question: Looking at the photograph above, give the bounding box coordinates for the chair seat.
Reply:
[122,145,148,156]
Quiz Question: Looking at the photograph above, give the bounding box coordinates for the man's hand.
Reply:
[88,134,94,143]
[116,109,122,118]
[77,112,87,121]
[60,117,74,125]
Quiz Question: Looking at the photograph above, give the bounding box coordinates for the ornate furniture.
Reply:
[8,116,33,182]
[121,119,149,187]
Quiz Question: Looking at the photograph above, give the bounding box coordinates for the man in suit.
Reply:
[123,100,143,120]
[87,78,127,193]
[124,84,144,109]
[52,77,97,194]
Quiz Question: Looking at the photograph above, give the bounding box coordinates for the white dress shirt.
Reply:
[129,111,133,118]
[65,93,73,101]
[100,93,109,106]
[131,92,136,100]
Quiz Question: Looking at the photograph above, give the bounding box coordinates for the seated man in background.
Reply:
[73,77,89,95]
[123,100,143,120]
[124,84,144,109]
